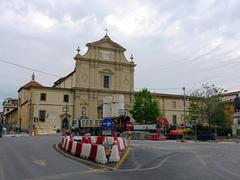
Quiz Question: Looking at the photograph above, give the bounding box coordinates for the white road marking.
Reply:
[112,152,179,173]
[195,155,207,166]
[34,160,46,167]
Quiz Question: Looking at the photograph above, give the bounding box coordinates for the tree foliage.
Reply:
[130,88,162,124]
[187,83,227,127]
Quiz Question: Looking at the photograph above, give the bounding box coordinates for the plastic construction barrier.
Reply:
[75,142,83,156]
[31,131,37,136]
[65,139,70,151]
[109,145,120,162]
[61,136,65,146]
[74,136,82,142]
[114,140,121,157]
[67,140,73,153]
[71,141,78,155]
[112,131,118,140]
[62,137,69,149]
[150,133,159,141]
[89,144,98,160]
[104,136,114,146]
[117,137,125,151]
[96,136,105,144]
[82,136,92,144]
[59,136,119,164]
[80,143,91,159]
[90,136,97,144]
[95,145,107,164]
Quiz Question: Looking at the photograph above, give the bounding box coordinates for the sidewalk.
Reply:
[2,132,30,138]
[147,137,240,144]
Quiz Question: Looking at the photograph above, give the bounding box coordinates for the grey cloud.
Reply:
[1,0,240,111]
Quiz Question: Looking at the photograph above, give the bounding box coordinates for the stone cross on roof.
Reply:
[77,46,80,54]
[32,72,35,81]
[104,28,109,35]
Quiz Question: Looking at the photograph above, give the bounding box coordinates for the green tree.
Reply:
[185,101,202,125]
[130,88,162,124]
[187,83,227,127]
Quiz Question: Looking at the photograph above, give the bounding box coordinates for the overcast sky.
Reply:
[1,0,240,109]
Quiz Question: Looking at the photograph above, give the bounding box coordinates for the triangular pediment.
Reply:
[86,35,126,52]
[99,41,118,49]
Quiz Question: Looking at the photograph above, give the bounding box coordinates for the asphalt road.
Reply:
[1,135,240,180]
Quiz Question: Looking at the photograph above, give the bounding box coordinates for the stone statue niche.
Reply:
[234,94,240,112]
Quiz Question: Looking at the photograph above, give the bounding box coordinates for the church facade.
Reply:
[53,34,135,121]
[17,34,135,132]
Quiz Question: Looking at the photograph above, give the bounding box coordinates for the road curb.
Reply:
[113,146,131,170]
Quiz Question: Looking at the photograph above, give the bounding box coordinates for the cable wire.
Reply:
[0,58,61,77]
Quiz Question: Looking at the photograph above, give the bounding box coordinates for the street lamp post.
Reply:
[63,95,69,131]
[65,102,68,124]
[183,87,186,122]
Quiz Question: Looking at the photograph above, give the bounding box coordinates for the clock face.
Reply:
[101,50,113,60]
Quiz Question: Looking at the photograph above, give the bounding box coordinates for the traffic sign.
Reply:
[102,130,112,136]
[102,118,112,130]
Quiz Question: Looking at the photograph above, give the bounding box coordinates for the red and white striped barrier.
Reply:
[80,143,91,159]
[96,136,105,144]
[90,136,97,144]
[117,137,125,151]
[104,136,114,146]
[67,140,73,153]
[95,145,107,164]
[71,141,77,155]
[109,145,120,162]
[60,135,128,164]
[74,136,82,142]
[75,142,83,156]
[70,141,83,156]
[31,131,36,136]
[115,140,121,157]
[89,144,98,160]
[65,138,70,151]
[62,136,69,149]
[82,136,92,144]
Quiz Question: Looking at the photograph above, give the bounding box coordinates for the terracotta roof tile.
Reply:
[18,80,43,92]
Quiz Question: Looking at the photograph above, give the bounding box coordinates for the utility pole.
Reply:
[195,120,197,141]
[183,87,186,122]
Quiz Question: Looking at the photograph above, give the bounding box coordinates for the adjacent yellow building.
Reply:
[17,73,74,133]
[154,93,190,125]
